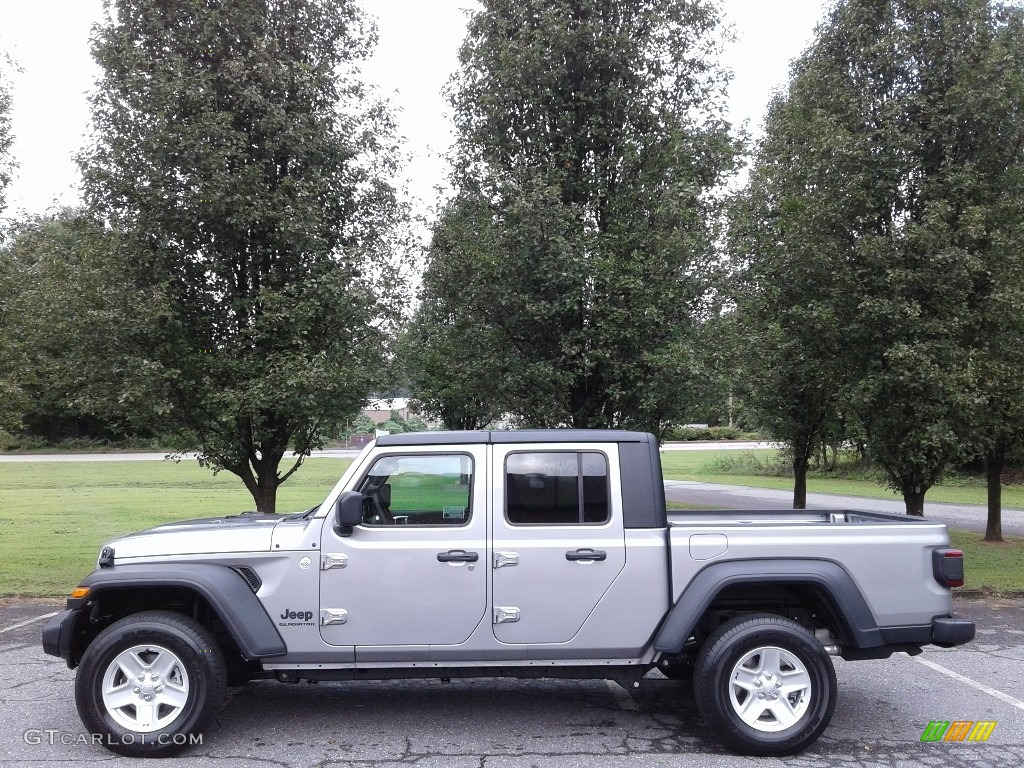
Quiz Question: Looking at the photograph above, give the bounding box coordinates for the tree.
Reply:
[678,309,746,430]
[954,7,1024,542]
[0,58,13,219]
[415,0,739,433]
[80,0,405,512]
[0,60,16,429]
[731,146,852,508]
[401,194,507,430]
[0,242,28,435]
[966,343,1024,541]
[379,412,409,434]
[737,0,1024,515]
[351,414,376,435]
[0,210,146,441]
[403,414,429,433]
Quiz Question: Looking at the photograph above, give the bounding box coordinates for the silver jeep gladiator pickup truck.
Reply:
[42,430,974,757]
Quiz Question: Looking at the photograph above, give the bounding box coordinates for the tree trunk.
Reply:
[793,454,808,510]
[985,450,1004,543]
[903,489,926,516]
[253,473,278,514]
[826,442,839,473]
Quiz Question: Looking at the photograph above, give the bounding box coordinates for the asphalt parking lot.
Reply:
[2,597,1023,767]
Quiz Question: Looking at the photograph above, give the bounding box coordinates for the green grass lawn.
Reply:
[660,449,1024,509]
[2,455,1021,597]
[950,530,1024,593]
[0,458,350,596]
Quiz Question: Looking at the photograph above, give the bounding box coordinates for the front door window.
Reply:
[357,454,473,526]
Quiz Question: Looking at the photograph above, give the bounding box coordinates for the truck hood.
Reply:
[107,513,284,560]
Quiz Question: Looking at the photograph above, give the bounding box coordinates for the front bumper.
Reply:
[41,609,80,667]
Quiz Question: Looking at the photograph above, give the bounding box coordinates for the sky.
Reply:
[0,0,829,219]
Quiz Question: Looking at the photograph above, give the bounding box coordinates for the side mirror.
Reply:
[334,491,363,537]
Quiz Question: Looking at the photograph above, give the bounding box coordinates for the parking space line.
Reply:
[605,679,639,711]
[0,612,59,634]
[914,656,1024,713]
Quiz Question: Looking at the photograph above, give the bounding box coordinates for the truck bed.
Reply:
[667,508,940,526]
[665,507,951,628]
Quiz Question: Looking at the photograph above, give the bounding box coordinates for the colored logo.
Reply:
[920,720,997,742]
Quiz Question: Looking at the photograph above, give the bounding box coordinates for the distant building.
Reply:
[361,398,411,425]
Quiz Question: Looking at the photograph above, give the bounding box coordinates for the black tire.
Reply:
[693,614,836,756]
[74,610,226,757]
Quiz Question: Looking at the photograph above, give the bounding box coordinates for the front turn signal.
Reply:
[70,587,90,600]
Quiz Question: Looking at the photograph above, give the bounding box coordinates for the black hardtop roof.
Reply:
[374,429,656,447]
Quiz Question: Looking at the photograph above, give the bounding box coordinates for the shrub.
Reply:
[664,425,743,441]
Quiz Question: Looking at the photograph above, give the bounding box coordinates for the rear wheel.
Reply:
[694,614,836,756]
[75,610,226,756]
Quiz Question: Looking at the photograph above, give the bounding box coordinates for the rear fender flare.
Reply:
[653,559,883,653]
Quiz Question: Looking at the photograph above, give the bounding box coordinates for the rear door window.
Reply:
[505,451,609,525]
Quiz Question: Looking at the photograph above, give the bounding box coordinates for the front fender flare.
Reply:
[653,558,883,653]
[78,563,287,659]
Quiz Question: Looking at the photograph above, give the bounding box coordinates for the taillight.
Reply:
[932,548,964,588]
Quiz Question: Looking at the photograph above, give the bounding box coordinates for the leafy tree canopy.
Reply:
[80,0,407,511]
[410,0,740,434]
[736,0,1024,515]
[0,55,14,222]
[0,210,151,440]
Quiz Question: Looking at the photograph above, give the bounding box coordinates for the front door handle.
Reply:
[565,548,607,562]
[437,550,479,563]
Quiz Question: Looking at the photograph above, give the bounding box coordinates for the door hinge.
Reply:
[321,553,348,570]
[494,551,520,569]
[494,606,521,624]
[320,608,348,626]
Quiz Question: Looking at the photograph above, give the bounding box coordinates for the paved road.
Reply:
[1,598,1022,767]
[665,480,1024,536]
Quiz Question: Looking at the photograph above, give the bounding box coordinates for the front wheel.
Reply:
[74,610,226,757]
[694,614,836,756]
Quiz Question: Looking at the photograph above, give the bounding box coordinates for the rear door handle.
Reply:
[565,548,607,562]
[437,550,479,563]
